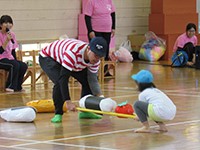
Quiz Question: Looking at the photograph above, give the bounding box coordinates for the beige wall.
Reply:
[114,0,150,47]
[0,0,150,47]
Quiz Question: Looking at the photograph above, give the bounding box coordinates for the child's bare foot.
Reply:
[134,126,151,133]
[157,128,168,132]
[133,114,139,121]
[157,122,168,132]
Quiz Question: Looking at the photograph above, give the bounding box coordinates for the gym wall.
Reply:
[0,0,150,47]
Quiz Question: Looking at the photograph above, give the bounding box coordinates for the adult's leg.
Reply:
[0,59,20,91]
[72,68,92,98]
[0,61,12,70]
[94,32,111,60]
[101,32,111,61]
[16,61,28,91]
[0,61,12,91]
[95,32,112,76]
[183,42,195,62]
[39,56,64,115]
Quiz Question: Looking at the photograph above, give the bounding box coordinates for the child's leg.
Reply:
[133,101,151,133]
[135,121,151,133]
[156,122,168,132]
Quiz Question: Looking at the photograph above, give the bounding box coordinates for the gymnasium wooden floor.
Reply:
[0,61,200,150]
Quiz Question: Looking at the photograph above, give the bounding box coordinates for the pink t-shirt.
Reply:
[84,0,115,32]
[173,33,197,52]
[0,31,18,60]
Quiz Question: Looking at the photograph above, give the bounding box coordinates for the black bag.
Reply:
[131,51,140,60]
[195,46,200,69]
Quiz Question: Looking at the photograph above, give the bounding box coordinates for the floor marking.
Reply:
[165,93,200,98]
[48,142,119,150]
[3,119,200,149]
[45,119,200,142]
[0,137,38,142]
[8,139,118,150]
[0,145,37,150]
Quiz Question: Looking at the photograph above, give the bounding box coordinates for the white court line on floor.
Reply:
[44,142,119,150]
[166,93,200,97]
[45,119,200,142]
[0,145,37,150]
[7,139,118,150]
[71,91,200,103]
[0,137,38,142]
[5,119,200,150]
[1,85,200,149]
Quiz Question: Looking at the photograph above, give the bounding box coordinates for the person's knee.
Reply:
[185,42,194,47]
[16,61,27,73]
[22,62,28,71]
[133,100,140,110]
[12,61,20,71]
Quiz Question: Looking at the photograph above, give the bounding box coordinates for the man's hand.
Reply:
[66,101,77,112]
[89,31,95,39]
[109,50,118,61]
[111,29,115,37]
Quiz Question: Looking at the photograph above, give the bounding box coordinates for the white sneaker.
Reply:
[5,88,14,92]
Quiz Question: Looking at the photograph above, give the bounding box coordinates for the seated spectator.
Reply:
[0,15,27,92]
[173,23,197,66]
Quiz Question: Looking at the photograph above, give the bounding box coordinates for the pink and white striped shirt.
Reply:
[40,39,100,73]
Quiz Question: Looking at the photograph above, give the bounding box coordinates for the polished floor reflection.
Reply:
[0,61,200,150]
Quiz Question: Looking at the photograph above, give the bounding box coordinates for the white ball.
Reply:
[99,98,117,112]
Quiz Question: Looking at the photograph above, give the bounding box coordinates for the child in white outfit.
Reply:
[132,70,176,133]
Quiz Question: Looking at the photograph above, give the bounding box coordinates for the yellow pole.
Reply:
[76,107,136,119]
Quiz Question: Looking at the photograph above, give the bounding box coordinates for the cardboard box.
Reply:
[127,34,145,52]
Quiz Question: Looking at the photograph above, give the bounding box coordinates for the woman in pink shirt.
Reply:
[84,0,116,76]
[0,15,27,92]
[173,23,197,66]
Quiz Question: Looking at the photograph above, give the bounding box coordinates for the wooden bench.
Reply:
[0,69,8,91]
[18,50,49,89]
[99,58,116,83]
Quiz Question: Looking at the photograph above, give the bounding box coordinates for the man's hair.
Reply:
[186,23,196,31]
